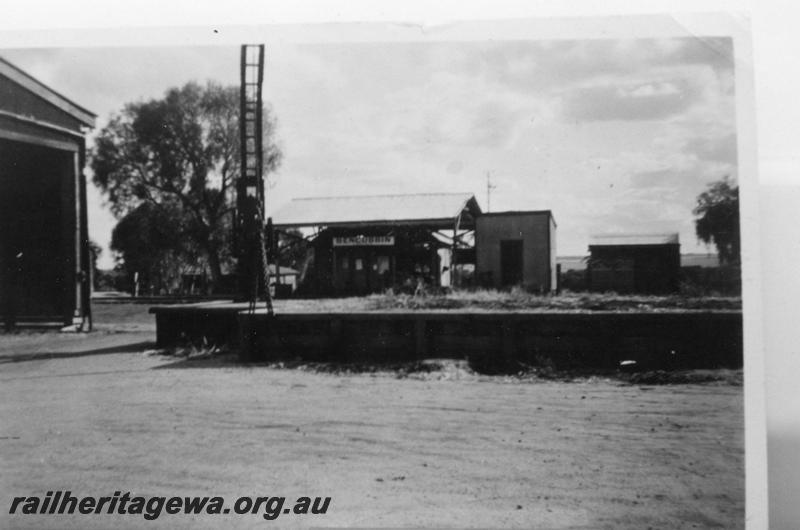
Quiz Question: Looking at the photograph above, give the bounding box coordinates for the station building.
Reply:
[0,57,95,328]
[271,192,556,296]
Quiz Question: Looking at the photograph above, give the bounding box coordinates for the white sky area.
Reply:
[2,37,736,268]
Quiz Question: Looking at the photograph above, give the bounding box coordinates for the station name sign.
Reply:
[333,235,395,247]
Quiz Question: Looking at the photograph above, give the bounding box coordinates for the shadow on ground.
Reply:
[0,341,156,365]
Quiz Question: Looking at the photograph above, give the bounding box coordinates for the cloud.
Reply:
[684,133,738,165]
[1,35,740,258]
[631,168,697,189]
[560,79,699,122]
[455,37,732,94]
[661,36,734,72]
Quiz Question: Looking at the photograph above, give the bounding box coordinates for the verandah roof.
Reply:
[270,192,482,230]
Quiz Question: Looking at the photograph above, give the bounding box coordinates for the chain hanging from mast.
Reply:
[238,44,273,316]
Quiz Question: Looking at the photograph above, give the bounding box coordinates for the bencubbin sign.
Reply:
[332,235,395,247]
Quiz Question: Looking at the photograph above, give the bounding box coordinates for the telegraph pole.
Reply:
[486,171,497,212]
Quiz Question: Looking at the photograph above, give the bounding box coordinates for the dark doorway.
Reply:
[0,140,73,321]
[500,239,523,286]
[351,252,368,295]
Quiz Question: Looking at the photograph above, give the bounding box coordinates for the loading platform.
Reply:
[150,302,743,370]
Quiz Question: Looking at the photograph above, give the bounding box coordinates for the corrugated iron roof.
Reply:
[680,253,720,268]
[0,56,96,127]
[589,233,679,247]
[559,253,720,270]
[268,264,299,276]
[271,193,481,228]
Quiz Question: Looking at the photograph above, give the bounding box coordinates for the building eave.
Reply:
[0,57,96,128]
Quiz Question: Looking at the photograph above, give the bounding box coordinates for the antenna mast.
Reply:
[486,171,497,212]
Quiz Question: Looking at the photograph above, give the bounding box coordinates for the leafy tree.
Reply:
[693,176,740,265]
[276,228,310,270]
[91,81,282,289]
[110,202,190,294]
[88,239,103,289]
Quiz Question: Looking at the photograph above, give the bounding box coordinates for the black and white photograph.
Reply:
[0,6,777,528]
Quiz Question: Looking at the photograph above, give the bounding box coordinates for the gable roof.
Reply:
[0,56,96,128]
[589,233,680,247]
[271,193,482,229]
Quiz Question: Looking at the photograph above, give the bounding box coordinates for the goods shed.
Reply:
[271,193,482,296]
[475,211,557,292]
[0,57,95,328]
[587,233,680,294]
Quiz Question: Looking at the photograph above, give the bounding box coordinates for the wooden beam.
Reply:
[0,126,78,152]
[452,212,462,287]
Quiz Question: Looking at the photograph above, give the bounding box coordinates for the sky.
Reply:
[2,36,737,268]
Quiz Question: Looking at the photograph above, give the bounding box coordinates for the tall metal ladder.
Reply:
[238,44,273,317]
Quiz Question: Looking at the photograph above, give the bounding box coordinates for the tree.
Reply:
[88,239,103,290]
[110,202,189,294]
[276,228,310,270]
[693,176,740,265]
[91,81,282,289]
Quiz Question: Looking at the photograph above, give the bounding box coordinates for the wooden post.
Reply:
[72,151,82,326]
[332,246,337,293]
[78,141,92,330]
[267,217,280,286]
[452,213,461,288]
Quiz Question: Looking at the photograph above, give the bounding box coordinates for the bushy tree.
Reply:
[91,81,282,289]
[88,239,103,290]
[110,202,189,294]
[276,228,310,270]
[693,176,740,265]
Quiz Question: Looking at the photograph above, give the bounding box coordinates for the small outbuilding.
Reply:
[587,233,680,294]
[475,211,557,292]
[0,57,95,328]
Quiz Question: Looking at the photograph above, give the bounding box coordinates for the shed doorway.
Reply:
[0,140,74,321]
[500,239,523,287]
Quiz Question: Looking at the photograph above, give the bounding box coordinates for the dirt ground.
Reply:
[0,303,744,529]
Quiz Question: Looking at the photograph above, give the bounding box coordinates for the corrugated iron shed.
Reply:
[589,233,679,247]
[268,264,299,276]
[0,56,95,328]
[271,192,482,229]
[0,57,96,132]
[587,232,681,294]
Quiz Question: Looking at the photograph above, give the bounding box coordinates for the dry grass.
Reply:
[95,290,741,315]
[364,288,741,312]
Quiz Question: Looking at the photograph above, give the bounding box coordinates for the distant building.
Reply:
[179,265,299,296]
[587,233,680,294]
[475,211,557,292]
[558,252,719,272]
[0,57,95,328]
[680,253,720,268]
[268,264,300,294]
[557,255,589,272]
